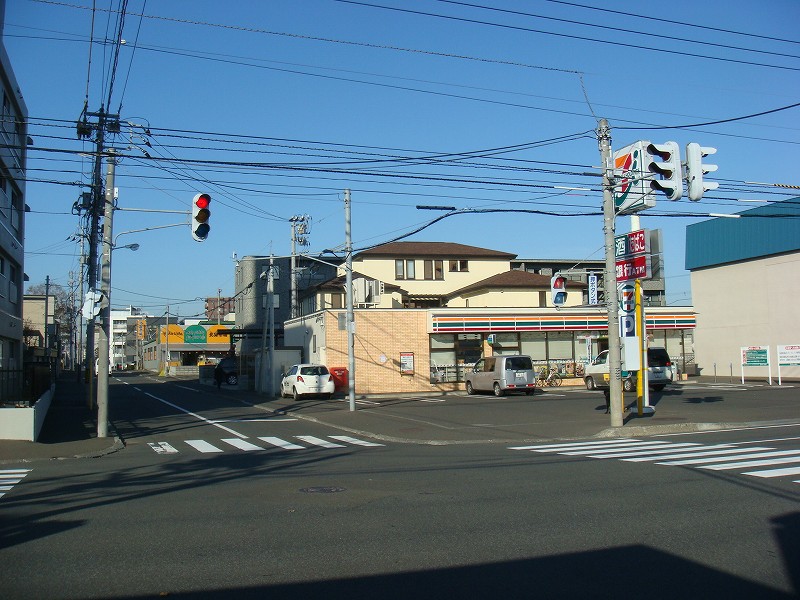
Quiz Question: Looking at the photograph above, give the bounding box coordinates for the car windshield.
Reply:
[300,366,329,376]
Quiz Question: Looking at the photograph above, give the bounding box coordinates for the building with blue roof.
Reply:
[685,198,800,381]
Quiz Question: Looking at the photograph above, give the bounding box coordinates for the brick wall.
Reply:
[324,309,459,395]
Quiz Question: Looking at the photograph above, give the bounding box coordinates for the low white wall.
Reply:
[0,386,54,441]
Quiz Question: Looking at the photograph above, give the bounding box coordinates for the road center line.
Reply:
[143,392,248,438]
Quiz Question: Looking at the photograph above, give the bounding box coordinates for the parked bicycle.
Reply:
[537,366,562,387]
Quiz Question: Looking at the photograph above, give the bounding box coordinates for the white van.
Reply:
[465,355,537,396]
[584,347,674,392]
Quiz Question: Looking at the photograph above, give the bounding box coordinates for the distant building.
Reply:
[686,197,800,380]
[205,296,235,323]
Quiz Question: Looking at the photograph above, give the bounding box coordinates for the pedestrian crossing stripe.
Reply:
[509,439,800,483]
[150,435,385,454]
[0,469,31,499]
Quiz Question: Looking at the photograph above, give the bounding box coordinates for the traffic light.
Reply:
[685,143,718,201]
[646,142,683,201]
[551,273,567,307]
[191,193,211,242]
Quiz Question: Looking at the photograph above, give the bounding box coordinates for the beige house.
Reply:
[286,241,695,395]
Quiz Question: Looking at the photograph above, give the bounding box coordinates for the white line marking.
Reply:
[698,455,800,471]
[144,392,247,438]
[745,467,800,478]
[329,436,385,447]
[557,442,680,456]
[212,418,298,423]
[624,446,772,462]
[510,439,638,451]
[0,469,30,475]
[221,438,263,451]
[660,450,800,466]
[582,443,706,458]
[175,385,199,392]
[655,422,800,437]
[185,440,224,453]
[258,436,305,450]
[148,442,179,454]
[296,435,346,448]
[0,486,14,491]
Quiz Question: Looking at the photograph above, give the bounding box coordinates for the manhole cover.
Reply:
[300,486,346,494]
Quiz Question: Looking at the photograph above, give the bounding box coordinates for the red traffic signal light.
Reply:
[192,193,211,242]
[551,273,567,307]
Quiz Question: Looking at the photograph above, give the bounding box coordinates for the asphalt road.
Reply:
[1,374,798,599]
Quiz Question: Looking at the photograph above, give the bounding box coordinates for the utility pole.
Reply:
[344,189,356,411]
[289,215,310,319]
[77,107,120,407]
[96,149,116,438]
[598,118,624,427]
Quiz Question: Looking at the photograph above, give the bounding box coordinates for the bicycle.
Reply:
[537,367,563,387]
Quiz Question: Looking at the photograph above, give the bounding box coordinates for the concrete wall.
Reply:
[691,252,800,380]
[0,385,53,441]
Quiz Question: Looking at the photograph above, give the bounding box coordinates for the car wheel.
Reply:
[493,382,504,397]
[466,381,474,395]
[651,384,666,391]
[226,374,238,386]
[292,387,301,401]
[585,377,596,390]
[623,378,635,392]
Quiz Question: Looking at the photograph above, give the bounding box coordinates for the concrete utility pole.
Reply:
[96,150,116,438]
[598,119,624,427]
[289,215,310,319]
[344,189,356,412]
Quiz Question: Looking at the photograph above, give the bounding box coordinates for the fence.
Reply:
[0,364,52,407]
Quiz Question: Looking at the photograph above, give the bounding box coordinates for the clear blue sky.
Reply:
[5,0,799,317]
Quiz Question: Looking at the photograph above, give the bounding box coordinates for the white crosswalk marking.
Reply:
[0,469,30,499]
[296,435,346,448]
[329,436,385,447]
[185,440,224,453]
[221,438,264,451]
[746,466,800,478]
[258,436,305,450]
[510,439,800,485]
[147,435,384,454]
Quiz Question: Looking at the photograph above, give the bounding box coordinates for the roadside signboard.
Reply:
[614,229,649,259]
[613,141,655,215]
[588,273,598,305]
[616,255,651,282]
[740,345,772,385]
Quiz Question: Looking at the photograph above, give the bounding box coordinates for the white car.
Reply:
[280,364,336,400]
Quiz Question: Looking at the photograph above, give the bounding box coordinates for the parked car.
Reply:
[465,354,537,397]
[215,357,239,386]
[280,364,336,400]
[584,347,674,391]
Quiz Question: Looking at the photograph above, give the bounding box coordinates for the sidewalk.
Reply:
[0,372,123,464]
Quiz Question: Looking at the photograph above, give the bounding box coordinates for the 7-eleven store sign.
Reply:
[613,141,655,215]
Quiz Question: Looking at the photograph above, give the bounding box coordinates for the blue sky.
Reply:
[5,0,799,317]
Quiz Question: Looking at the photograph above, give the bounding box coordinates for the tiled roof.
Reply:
[448,270,586,297]
[355,241,516,259]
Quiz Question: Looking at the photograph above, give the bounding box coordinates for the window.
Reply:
[262,293,280,309]
[395,259,415,280]
[330,293,343,309]
[449,259,469,272]
[424,260,444,280]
